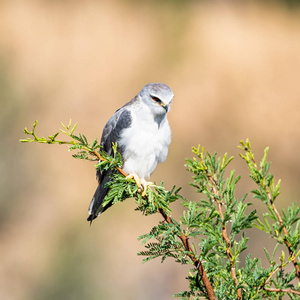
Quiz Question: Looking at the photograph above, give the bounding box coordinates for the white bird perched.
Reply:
[87,83,174,222]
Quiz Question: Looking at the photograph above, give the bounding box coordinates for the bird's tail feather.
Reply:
[87,173,113,223]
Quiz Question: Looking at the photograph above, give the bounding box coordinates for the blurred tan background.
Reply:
[1,0,300,299]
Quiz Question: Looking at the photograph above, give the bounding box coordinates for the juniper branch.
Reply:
[158,207,217,300]
[239,139,300,280]
[207,175,242,300]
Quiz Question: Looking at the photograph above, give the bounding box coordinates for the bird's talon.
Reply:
[126,173,153,197]
[141,188,147,197]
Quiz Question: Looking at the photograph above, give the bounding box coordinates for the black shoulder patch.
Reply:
[101,109,132,157]
[116,109,132,130]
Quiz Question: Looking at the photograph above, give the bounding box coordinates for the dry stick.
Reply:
[208,175,242,300]
[92,150,217,299]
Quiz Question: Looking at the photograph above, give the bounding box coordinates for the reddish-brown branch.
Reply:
[263,287,300,296]
[267,191,300,280]
[208,176,242,300]
[92,150,128,177]
[257,264,300,296]
[257,265,282,295]
[158,208,217,300]
[92,150,217,299]
[92,150,106,162]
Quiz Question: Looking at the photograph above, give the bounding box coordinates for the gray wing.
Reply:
[87,107,132,223]
[101,107,132,157]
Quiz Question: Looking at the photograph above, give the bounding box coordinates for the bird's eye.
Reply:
[151,96,162,103]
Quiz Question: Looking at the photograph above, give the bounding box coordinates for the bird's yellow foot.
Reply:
[126,174,153,196]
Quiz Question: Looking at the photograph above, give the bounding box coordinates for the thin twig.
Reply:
[263,287,300,296]
[245,148,300,281]
[266,191,300,280]
[257,264,300,296]
[256,265,281,296]
[92,150,127,177]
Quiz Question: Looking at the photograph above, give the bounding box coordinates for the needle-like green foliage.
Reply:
[21,122,300,299]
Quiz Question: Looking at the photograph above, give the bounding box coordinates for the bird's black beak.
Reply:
[162,104,169,112]
[160,101,169,112]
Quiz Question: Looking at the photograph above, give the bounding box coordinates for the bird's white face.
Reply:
[139,83,174,116]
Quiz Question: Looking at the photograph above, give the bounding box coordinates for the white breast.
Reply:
[119,107,171,179]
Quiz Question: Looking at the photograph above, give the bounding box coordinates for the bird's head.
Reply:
[139,83,174,116]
